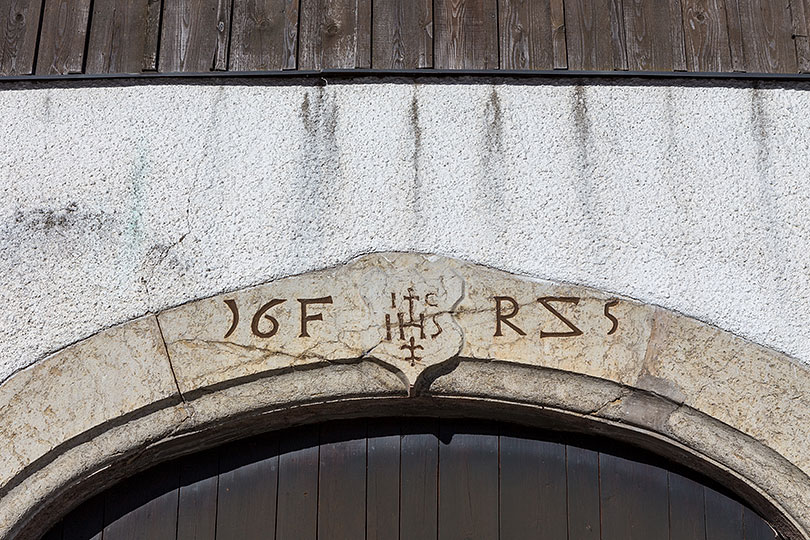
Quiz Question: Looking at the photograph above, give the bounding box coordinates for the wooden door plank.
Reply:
[681,0,733,71]
[600,453,669,540]
[35,0,91,74]
[566,446,600,540]
[790,0,810,71]
[736,0,797,72]
[499,430,566,540]
[216,434,280,539]
[367,419,400,540]
[85,0,149,73]
[705,487,744,540]
[159,0,233,72]
[0,0,43,75]
[499,0,553,70]
[564,0,625,70]
[372,0,433,68]
[62,495,103,540]
[229,0,300,71]
[299,0,372,69]
[669,473,707,540]
[318,420,367,540]
[438,420,499,540]
[724,0,746,70]
[434,0,498,69]
[275,425,319,540]
[623,0,686,71]
[103,462,179,540]
[400,418,439,540]
[177,450,218,540]
[744,507,778,540]
[143,0,161,70]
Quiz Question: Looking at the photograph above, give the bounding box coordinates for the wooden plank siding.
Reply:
[4,0,810,77]
[43,418,782,540]
[0,0,43,75]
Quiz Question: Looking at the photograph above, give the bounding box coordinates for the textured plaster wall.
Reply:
[0,78,809,381]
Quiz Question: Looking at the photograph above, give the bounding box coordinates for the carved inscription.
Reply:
[384,287,443,366]
[223,296,334,339]
[494,296,620,337]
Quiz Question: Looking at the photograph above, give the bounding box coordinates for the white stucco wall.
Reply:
[1,77,809,381]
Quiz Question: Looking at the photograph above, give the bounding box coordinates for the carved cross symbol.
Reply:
[400,337,424,366]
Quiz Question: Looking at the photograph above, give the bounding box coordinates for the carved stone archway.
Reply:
[2,253,808,539]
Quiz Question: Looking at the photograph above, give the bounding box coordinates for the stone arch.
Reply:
[2,253,808,539]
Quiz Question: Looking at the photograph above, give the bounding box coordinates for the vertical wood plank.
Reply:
[159,0,233,72]
[366,419,400,540]
[744,507,778,540]
[706,487,744,540]
[177,451,218,540]
[499,430,566,540]
[438,420,499,540]
[669,473,707,540]
[724,0,746,70]
[550,0,567,68]
[372,0,433,68]
[434,0,498,69]
[499,0,553,70]
[789,0,810,71]
[600,453,669,540]
[564,0,624,70]
[62,495,103,540]
[566,446,600,540]
[216,434,280,539]
[229,0,300,71]
[0,0,43,75]
[400,418,439,540]
[737,0,797,72]
[623,0,686,71]
[275,425,319,540]
[299,0,372,69]
[35,0,91,74]
[318,420,367,540]
[85,0,149,73]
[680,0,733,71]
[143,0,161,70]
[103,462,179,540]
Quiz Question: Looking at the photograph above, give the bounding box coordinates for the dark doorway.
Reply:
[42,418,779,540]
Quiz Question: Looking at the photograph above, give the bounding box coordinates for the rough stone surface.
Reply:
[0,315,178,489]
[1,79,810,386]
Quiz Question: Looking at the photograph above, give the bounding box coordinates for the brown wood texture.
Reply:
[564,0,627,70]
[500,430,567,540]
[318,420,367,540]
[229,0,300,70]
[737,0,797,72]
[790,0,810,72]
[0,0,43,75]
[299,0,372,69]
[177,451,218,540]
[35,0,91,74]
[438,421,499,540]
[681,0,733,71]
[434,0,498,69]
[372,0,433,68]
[622,0,687,71]
[499,0,563,70]
[216,435,279,539]
[159,0,233,72]
[85,0,149,73]
[41,418,784,540]
[366,419,401,540]
[566,446,600,540]
[600,453,669,540]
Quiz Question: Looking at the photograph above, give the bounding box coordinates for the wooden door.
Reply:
[42,418,781,540]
